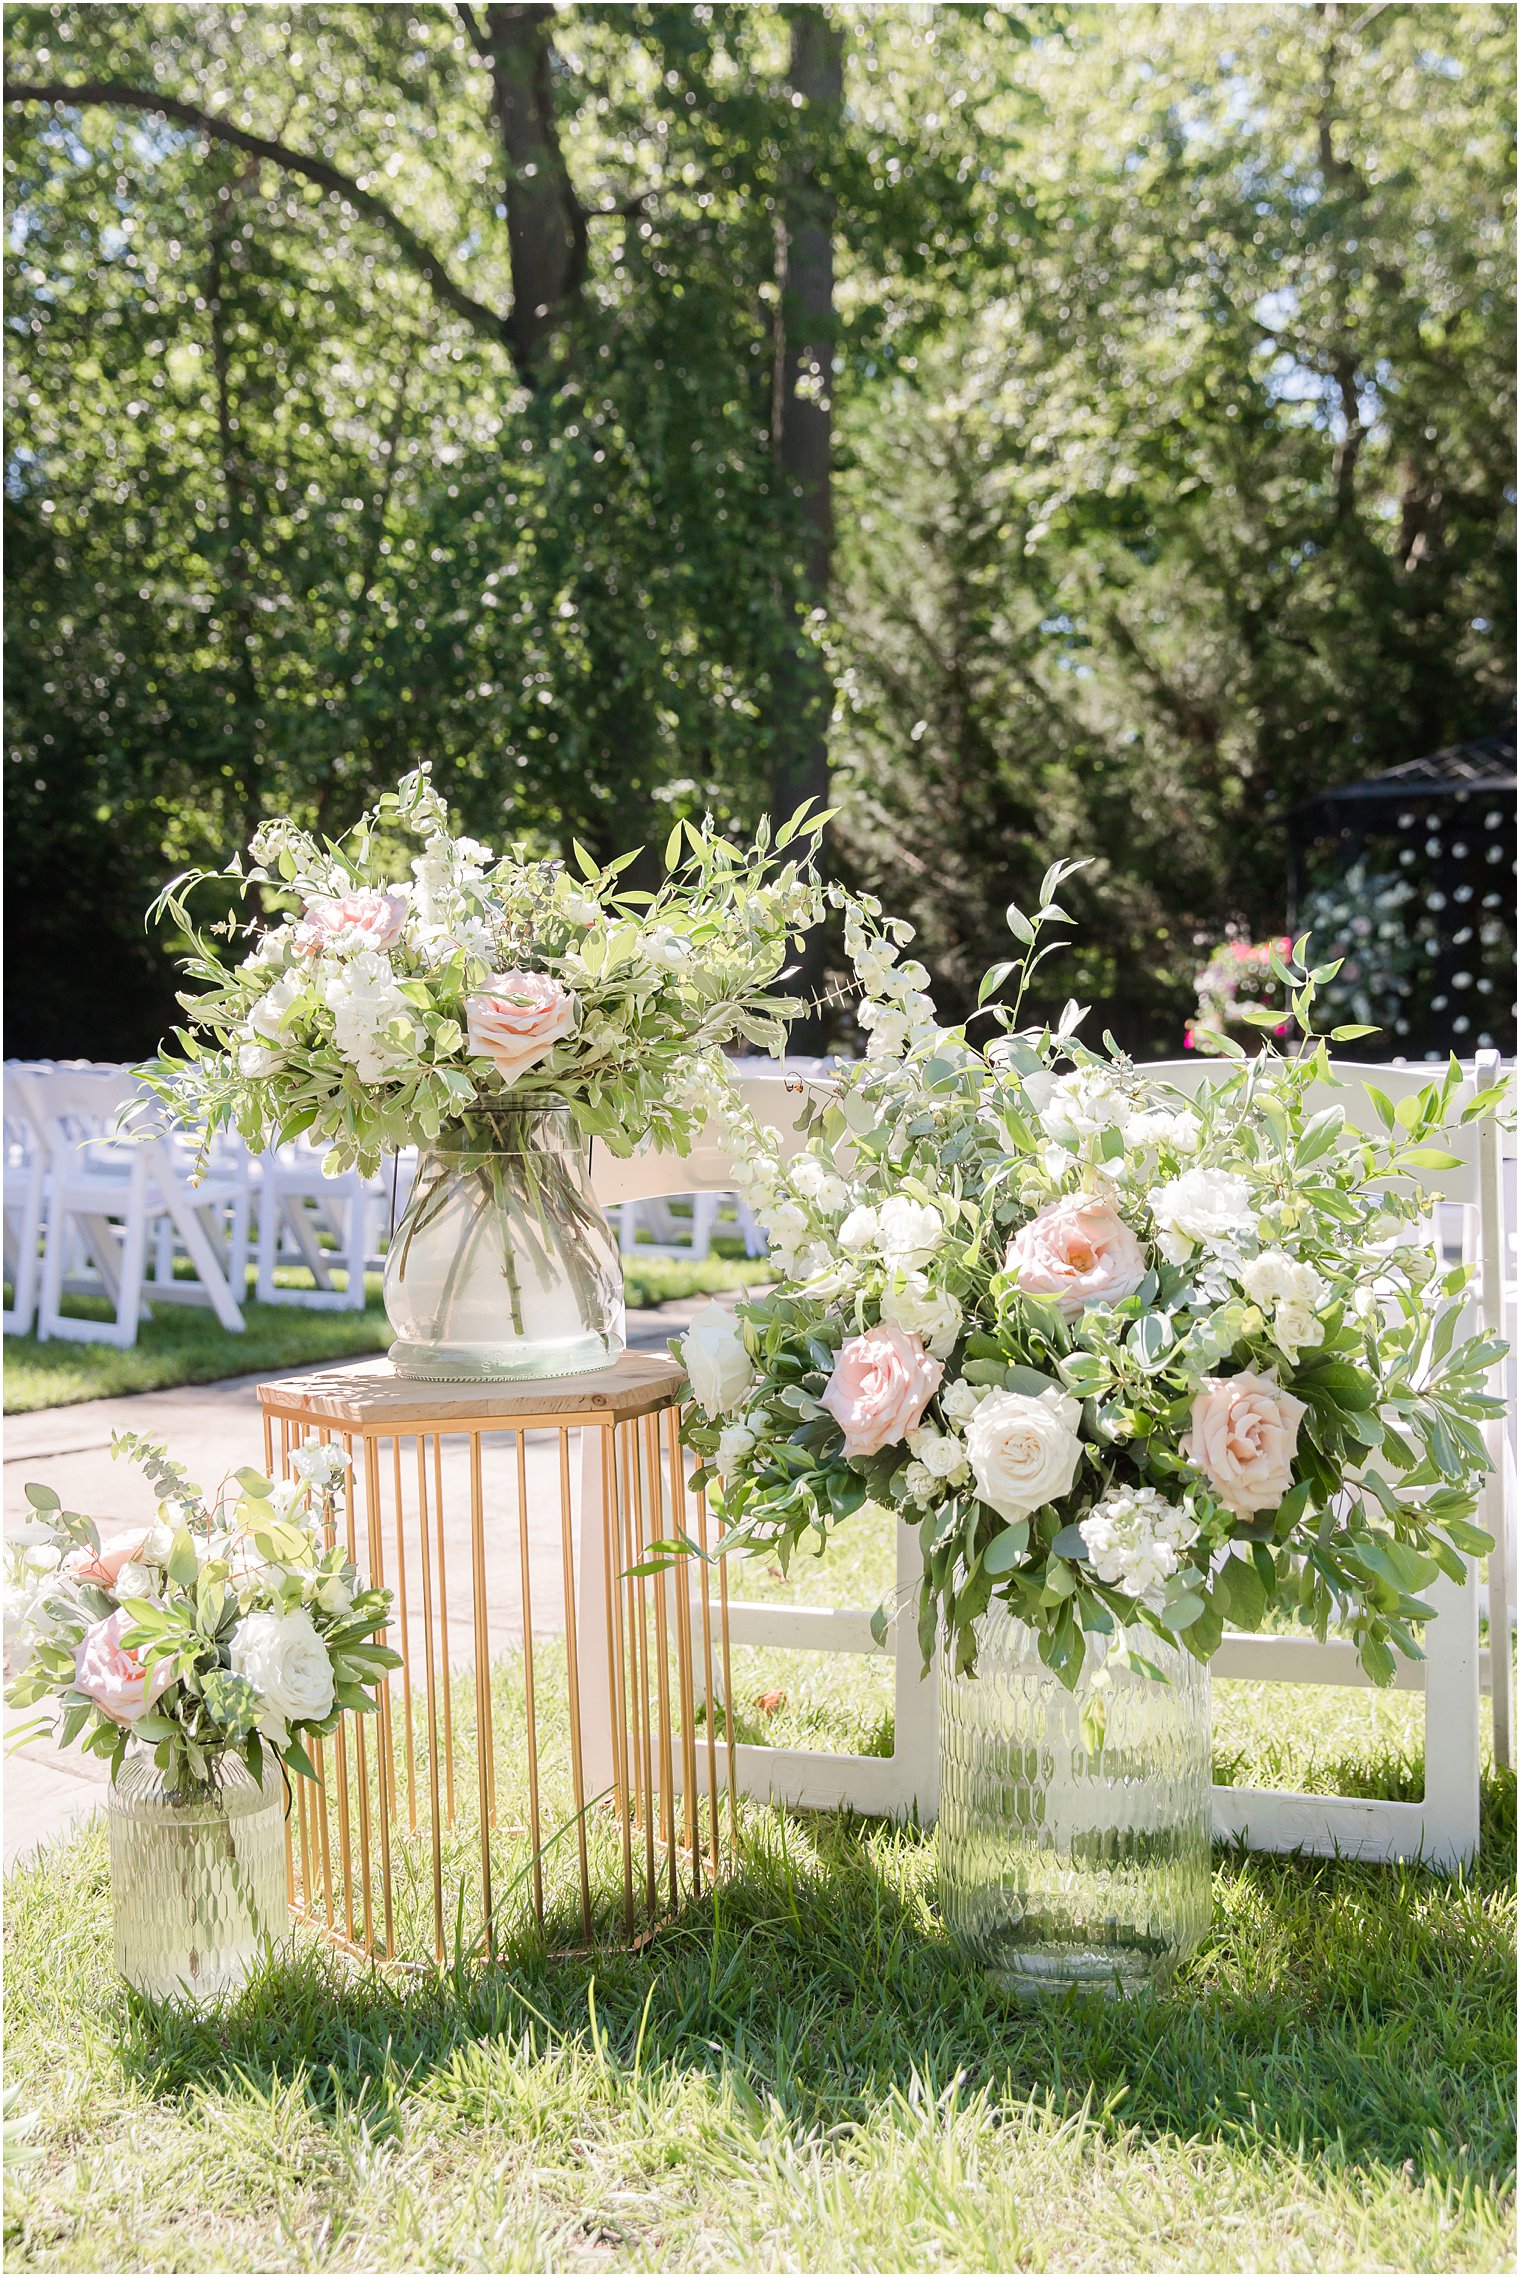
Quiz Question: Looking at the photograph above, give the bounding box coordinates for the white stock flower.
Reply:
[680,1302,754,1418]
[238,1044,285,1079]
[1150,1166,1256,1264]
[1036,1066,1127,1143]
[964,1388,1083,1523]
[1125,1105,1202,1156]
[761,1201,810,1271]
[791,1155,852,1215]
[879,1271,963,1359]
[323,951,416,1084]
[291,1442,347,1491]
[228,1607,336,1749]
[1078,1485,1198,1605]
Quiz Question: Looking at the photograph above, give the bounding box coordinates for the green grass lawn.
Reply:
[5,1622,1514,2273]
[1,1252,770,1414]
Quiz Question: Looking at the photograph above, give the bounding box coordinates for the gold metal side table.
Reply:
[257,1353,735,1966]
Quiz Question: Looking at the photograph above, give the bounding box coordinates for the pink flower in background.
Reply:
[304,888,409,954]
[466,971,577,1083]
[822,1322,943,1458]
[1184,1370,1305,1515]
[1005,1194,1148,1319]
[73,1609,174,1725]
[63,1529,152,1592]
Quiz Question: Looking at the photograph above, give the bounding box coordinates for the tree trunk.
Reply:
[477,3,587,384]
[771,3,843,1046]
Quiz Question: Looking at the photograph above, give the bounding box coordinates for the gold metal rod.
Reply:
[557,1425,592,1942]
[312,1733,335,1933]
[625,1421,658,1922]
[363,1434,396,1958]
[710,1484,740,1853]
[262,1407,274,1478]
[469,1430,494,1961]
[343,1445,374,1954]
[691,1445,722,1878]
[644,1411,678,1910]
[603,1422,635,1936]
[618,1423,644,1837]
[431,1431,455,1826]
[665,1406,701,1887]
[515,1427,545,1927]
[415,1432,445,1966]
[391,1434,417,1833]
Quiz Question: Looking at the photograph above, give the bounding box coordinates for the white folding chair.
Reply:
[31,1066,248,1347]
[3,1064,48,1335]
[255,1141,372,1311]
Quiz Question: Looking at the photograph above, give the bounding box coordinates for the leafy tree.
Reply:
[831,1,1516,1051]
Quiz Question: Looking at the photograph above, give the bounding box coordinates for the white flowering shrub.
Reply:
[4,1435,399,1796]
[680,867,1507,1689]
[143,766,834,1175]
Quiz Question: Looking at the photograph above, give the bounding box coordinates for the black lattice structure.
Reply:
[1291,732,1517,1062]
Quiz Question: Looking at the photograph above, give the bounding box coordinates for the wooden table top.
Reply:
[257,1349,688,1429]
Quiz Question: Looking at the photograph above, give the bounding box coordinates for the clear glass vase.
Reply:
[938,1607,1212,1996]
[383,1103,625,1381]
[105,1750,287,2005]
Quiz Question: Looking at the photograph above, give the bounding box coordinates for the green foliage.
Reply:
[832,3,1516,1053]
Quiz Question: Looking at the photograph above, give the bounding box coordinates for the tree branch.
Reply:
[4,78,513,352]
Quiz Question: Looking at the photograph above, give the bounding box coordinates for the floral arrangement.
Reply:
[1187,935,1293,1054]
[4,1435,399,1794]
[143,766,831,1175]
[679,875,1504,1690]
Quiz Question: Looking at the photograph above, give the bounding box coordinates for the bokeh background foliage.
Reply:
[5,2,1514,1059]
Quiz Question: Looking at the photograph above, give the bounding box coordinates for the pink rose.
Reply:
[466,970,577,1084]
[304,888,409,954]
[1184,1370,1306,1516]
[1005,1194,1148,1319]
[821,1322,943,1459]
[63,1529,152,1592]
[73,1609,175,1725]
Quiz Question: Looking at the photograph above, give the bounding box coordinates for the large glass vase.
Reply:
[938,1608,1212,1995]
[383,1103,624,1381]
[105,1751,287,2005]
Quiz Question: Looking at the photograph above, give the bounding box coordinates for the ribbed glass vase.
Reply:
[105,1752,287,2005]
[383,1102,625,1381]
[938,1607,1212,1995]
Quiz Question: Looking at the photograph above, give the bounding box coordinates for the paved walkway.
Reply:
[4,1302,710,1869]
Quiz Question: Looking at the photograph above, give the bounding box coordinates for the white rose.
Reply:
[876,1196,943,1270]
[113,1560,161,1604]
[941,1378,991,1428]
[838,1205,880,1256]
[1151,1166,1255,1264]
[714,1423,756,1481]
[907,1428,970,1484]
[964,1387,1084,1523]
[901,1460,938,1504]
[238,1044,285,1078]
[228,1607,336,1748]
[680,1301,754,1418]
[879,1271,963,1359]
[314,1575,353,1617]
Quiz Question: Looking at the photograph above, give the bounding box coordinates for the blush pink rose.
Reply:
[1184,1370,1307,1516]
[821,1322,944,1459]
[63,1529,152,1592]
[305,888,409,953]
[73,1609,175,1725]
[466,971,577,1083]
[1005,1194,1148,1319]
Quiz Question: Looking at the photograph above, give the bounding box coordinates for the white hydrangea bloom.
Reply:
[1150,1166,1256,1264]
[791,1154,852,1215]
[249,970,304,1044]
[1125,1105,1202,1156]
[1240,1249,1328,1362]
[1079,1485,1198,1605]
